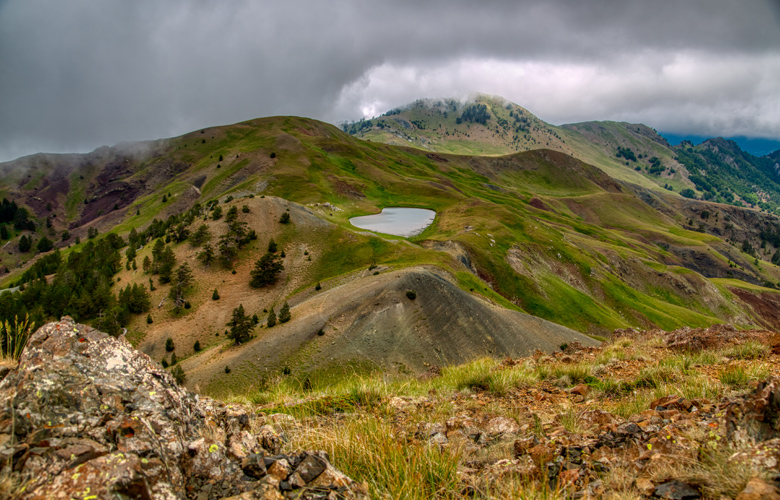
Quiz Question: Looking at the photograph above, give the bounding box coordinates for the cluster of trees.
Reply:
[647,156,664,175]
[457,104,490,125]
[0,199,35,232]
[227,300,291,345]
[616,147,637,162]
[675,142,779,211]
[250,239,284,288]
[341,119,374,135]
[0,236,146,335]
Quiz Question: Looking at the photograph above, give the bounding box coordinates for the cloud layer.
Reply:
[1,0,779,161]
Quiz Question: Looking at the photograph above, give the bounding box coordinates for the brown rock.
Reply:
[570,384,590,396]
[484,416,520,436]
[736,478,780,500]
[295,452,327,482]
[0,317,366,500]
[559,468,580,486]
[267,458,292,481]
[529,444,554,466]
[635,477,655,496]
[654,480,700,500]
[514,435,540,457]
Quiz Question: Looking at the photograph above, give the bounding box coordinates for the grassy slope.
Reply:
[3,115,779,369]
[348,95,696,194]
[96,117,772,338]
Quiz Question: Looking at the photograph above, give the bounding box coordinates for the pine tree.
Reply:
[200,243,215,267]
[190,224,211,246]
[228,304,252,344]
[143,255,152,273]
[170,262,194,309]
[249,252,284,288]
[279,212,291,224]
[225,206,238,223]
[171,364,185,385]
[157,246,176,283]
[165,337,175,352]
[266,307,277,328]
[147,314,153,324]
[268,238,278,253]
[170,351,177,365]
[36,236,53,253]
[193,340,201,352]
[212,288,220,300]
[278,301,291,323]
[18,235,31,253]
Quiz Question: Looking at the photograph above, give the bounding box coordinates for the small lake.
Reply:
[349,207,436,237]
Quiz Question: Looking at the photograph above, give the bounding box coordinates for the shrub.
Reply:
[193,340,201,352]
[315,282,321,291]
[212,289,220,300]
[171,365,186,385]
[279,212,291,224]
[268,238,278,253]
[406,290,417,300]
[146,314,153,324]
[165,337,174,352]
[161,358,168,368]
[225,366,231,374]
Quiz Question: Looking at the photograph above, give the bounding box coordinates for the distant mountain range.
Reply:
[343,94,780,214]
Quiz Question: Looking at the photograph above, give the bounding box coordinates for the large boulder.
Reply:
[0,317,367,499]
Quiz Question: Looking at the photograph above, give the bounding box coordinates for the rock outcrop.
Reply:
[0,317,367,499]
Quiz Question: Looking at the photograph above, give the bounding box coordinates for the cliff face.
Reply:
[0,317,366,500]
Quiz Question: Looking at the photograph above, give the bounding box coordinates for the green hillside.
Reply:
[345,94,780,215]
[1,113,780,388]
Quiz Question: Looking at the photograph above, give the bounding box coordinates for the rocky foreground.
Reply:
[4,319,780,499]
[0,317,367,499]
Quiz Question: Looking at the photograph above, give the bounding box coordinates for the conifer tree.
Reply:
[228,304,252,344]
[200,243,215,267]
[249,252,284,288]
[171,364,186,385]
[170,262,193,309]
[266,307,277,328]
[278,301,291,323]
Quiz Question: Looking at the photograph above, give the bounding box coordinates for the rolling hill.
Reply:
[345,94,780,213]
[0,108,779,397]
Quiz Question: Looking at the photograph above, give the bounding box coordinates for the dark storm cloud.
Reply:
[1,0,779,161]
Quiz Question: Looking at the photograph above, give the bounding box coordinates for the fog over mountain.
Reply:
[1,0,779,161]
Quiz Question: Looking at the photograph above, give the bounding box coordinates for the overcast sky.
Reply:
[1,0,779,161]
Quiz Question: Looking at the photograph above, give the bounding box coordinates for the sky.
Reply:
[1,0,780,162]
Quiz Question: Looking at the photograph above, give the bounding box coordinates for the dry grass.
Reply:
[287,416,460,500]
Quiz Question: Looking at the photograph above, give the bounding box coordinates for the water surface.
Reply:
[349,207,435,237]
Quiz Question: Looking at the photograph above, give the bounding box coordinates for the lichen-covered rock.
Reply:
[0,317,367,499]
